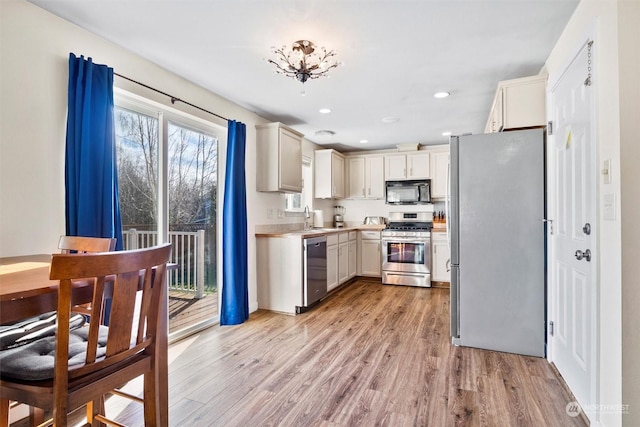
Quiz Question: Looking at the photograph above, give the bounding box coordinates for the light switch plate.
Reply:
[603,193,616,221]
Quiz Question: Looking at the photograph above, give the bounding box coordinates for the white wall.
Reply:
[618,0,640,425]
[0,0,304,314]
[545,1,640,425]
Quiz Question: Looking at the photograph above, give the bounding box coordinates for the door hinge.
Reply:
[547,121,553,135]
[549,321,555,336]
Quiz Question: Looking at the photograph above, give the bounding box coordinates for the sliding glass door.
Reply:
[114,96,220,338]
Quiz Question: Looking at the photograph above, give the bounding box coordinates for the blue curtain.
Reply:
[65,53,123,250]
[220,120,249,325]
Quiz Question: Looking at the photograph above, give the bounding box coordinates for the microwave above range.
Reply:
[385,179,431,205]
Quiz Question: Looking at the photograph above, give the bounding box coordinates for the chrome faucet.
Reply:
[304,205,311,230]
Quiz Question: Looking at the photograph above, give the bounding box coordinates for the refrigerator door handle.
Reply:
[450,266,460,342]
[446,153,451,249]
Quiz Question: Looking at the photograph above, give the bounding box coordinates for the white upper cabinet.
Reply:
[315,149,345,199]
[485,74,547,133]
[429,151,449,199]
[256,122,303,193]
[347,157,366,198]
[347,155,384,199]
[384,152,430,180]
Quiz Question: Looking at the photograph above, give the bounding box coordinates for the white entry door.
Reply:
[548,40,597,416]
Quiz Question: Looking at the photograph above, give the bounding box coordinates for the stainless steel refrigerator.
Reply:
[449,128,545,357]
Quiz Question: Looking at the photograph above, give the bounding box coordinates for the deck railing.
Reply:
[122,228,206,298]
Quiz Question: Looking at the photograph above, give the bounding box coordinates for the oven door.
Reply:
[381,236,431,274]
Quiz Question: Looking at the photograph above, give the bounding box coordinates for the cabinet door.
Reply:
[332,152,345,198]
[338,242,349,284]
[361,240,381,277]
[431,237,450,282]
[348,240,357,279]
[407,152,430,179]
[347,157,366,198]
[503,78,545,129]
[385,154,406,180]
[327,244,339,291]
[430,151,449,199]
[279,129,302,191]
[365,155,385,198]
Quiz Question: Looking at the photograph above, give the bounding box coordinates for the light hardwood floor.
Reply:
[19,279,586,426]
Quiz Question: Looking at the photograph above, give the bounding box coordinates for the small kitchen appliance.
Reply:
[385,179,431,205]
[334,205,345,228]
[381,211,433,287]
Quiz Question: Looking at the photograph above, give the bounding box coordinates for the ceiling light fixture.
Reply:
[267,40,341,83]
[314,130,335,140]
[319,108,332,114]
[360,139,369,144]
[381,116,399,124]
[442,131,452,136]
[434,91,450,99]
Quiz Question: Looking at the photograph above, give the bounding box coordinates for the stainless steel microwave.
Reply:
[385,180,431,205]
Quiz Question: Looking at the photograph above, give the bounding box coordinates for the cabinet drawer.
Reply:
[327,234,339,246]
[349,231,357,241]
[360,230,381,240]
[338,232,349,243]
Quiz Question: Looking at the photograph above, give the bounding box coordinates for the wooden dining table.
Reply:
[0,254,169,426]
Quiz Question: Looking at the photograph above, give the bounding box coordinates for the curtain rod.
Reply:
[114,72,229,122]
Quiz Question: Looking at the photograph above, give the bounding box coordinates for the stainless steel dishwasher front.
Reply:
[302,235,327,310]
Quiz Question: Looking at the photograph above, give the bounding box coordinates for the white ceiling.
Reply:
[28,0,578,151]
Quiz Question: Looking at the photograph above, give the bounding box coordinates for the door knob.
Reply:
[582,223,591,235]
[575,249,591,262]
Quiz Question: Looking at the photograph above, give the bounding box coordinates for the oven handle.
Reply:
[381,236,431,244]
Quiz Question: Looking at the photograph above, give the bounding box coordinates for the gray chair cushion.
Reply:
[0,322,108,381]
[0,312,86,351]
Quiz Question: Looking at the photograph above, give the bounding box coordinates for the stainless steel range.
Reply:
[381,211,432,288]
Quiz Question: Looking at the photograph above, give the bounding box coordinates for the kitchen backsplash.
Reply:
[333,199,446,225]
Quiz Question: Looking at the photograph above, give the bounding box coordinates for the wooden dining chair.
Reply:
[0,243,172,427]
[0,236,118,425]
[58,235,116,254]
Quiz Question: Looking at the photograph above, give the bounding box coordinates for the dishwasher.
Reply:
[297,235,327,313]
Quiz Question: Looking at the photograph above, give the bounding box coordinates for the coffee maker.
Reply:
[334,205,345,228]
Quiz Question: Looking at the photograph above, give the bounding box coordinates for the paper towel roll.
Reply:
[313,210,324,228]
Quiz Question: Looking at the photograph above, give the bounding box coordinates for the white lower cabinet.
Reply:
[256,237,303,314]
[348,232,357,279]
[329,232,356,291]
[431,232,450,282]
[359,230,381,277]
[327,234,339,291]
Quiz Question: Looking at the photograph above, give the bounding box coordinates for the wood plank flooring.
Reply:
[169,290,217,335]
[18,279,586,426]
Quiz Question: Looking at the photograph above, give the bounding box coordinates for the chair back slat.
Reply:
[58,235,116,253]
[49,244,172,380]
[107,270,140,356]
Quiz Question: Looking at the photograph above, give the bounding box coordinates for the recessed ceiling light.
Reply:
[381,116,399,124]
[434,92,450,99]
[360,139,368,144]
[319,108,332,114]
[442,131,452,136]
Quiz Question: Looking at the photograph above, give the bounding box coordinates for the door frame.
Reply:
[546,27,600,421]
